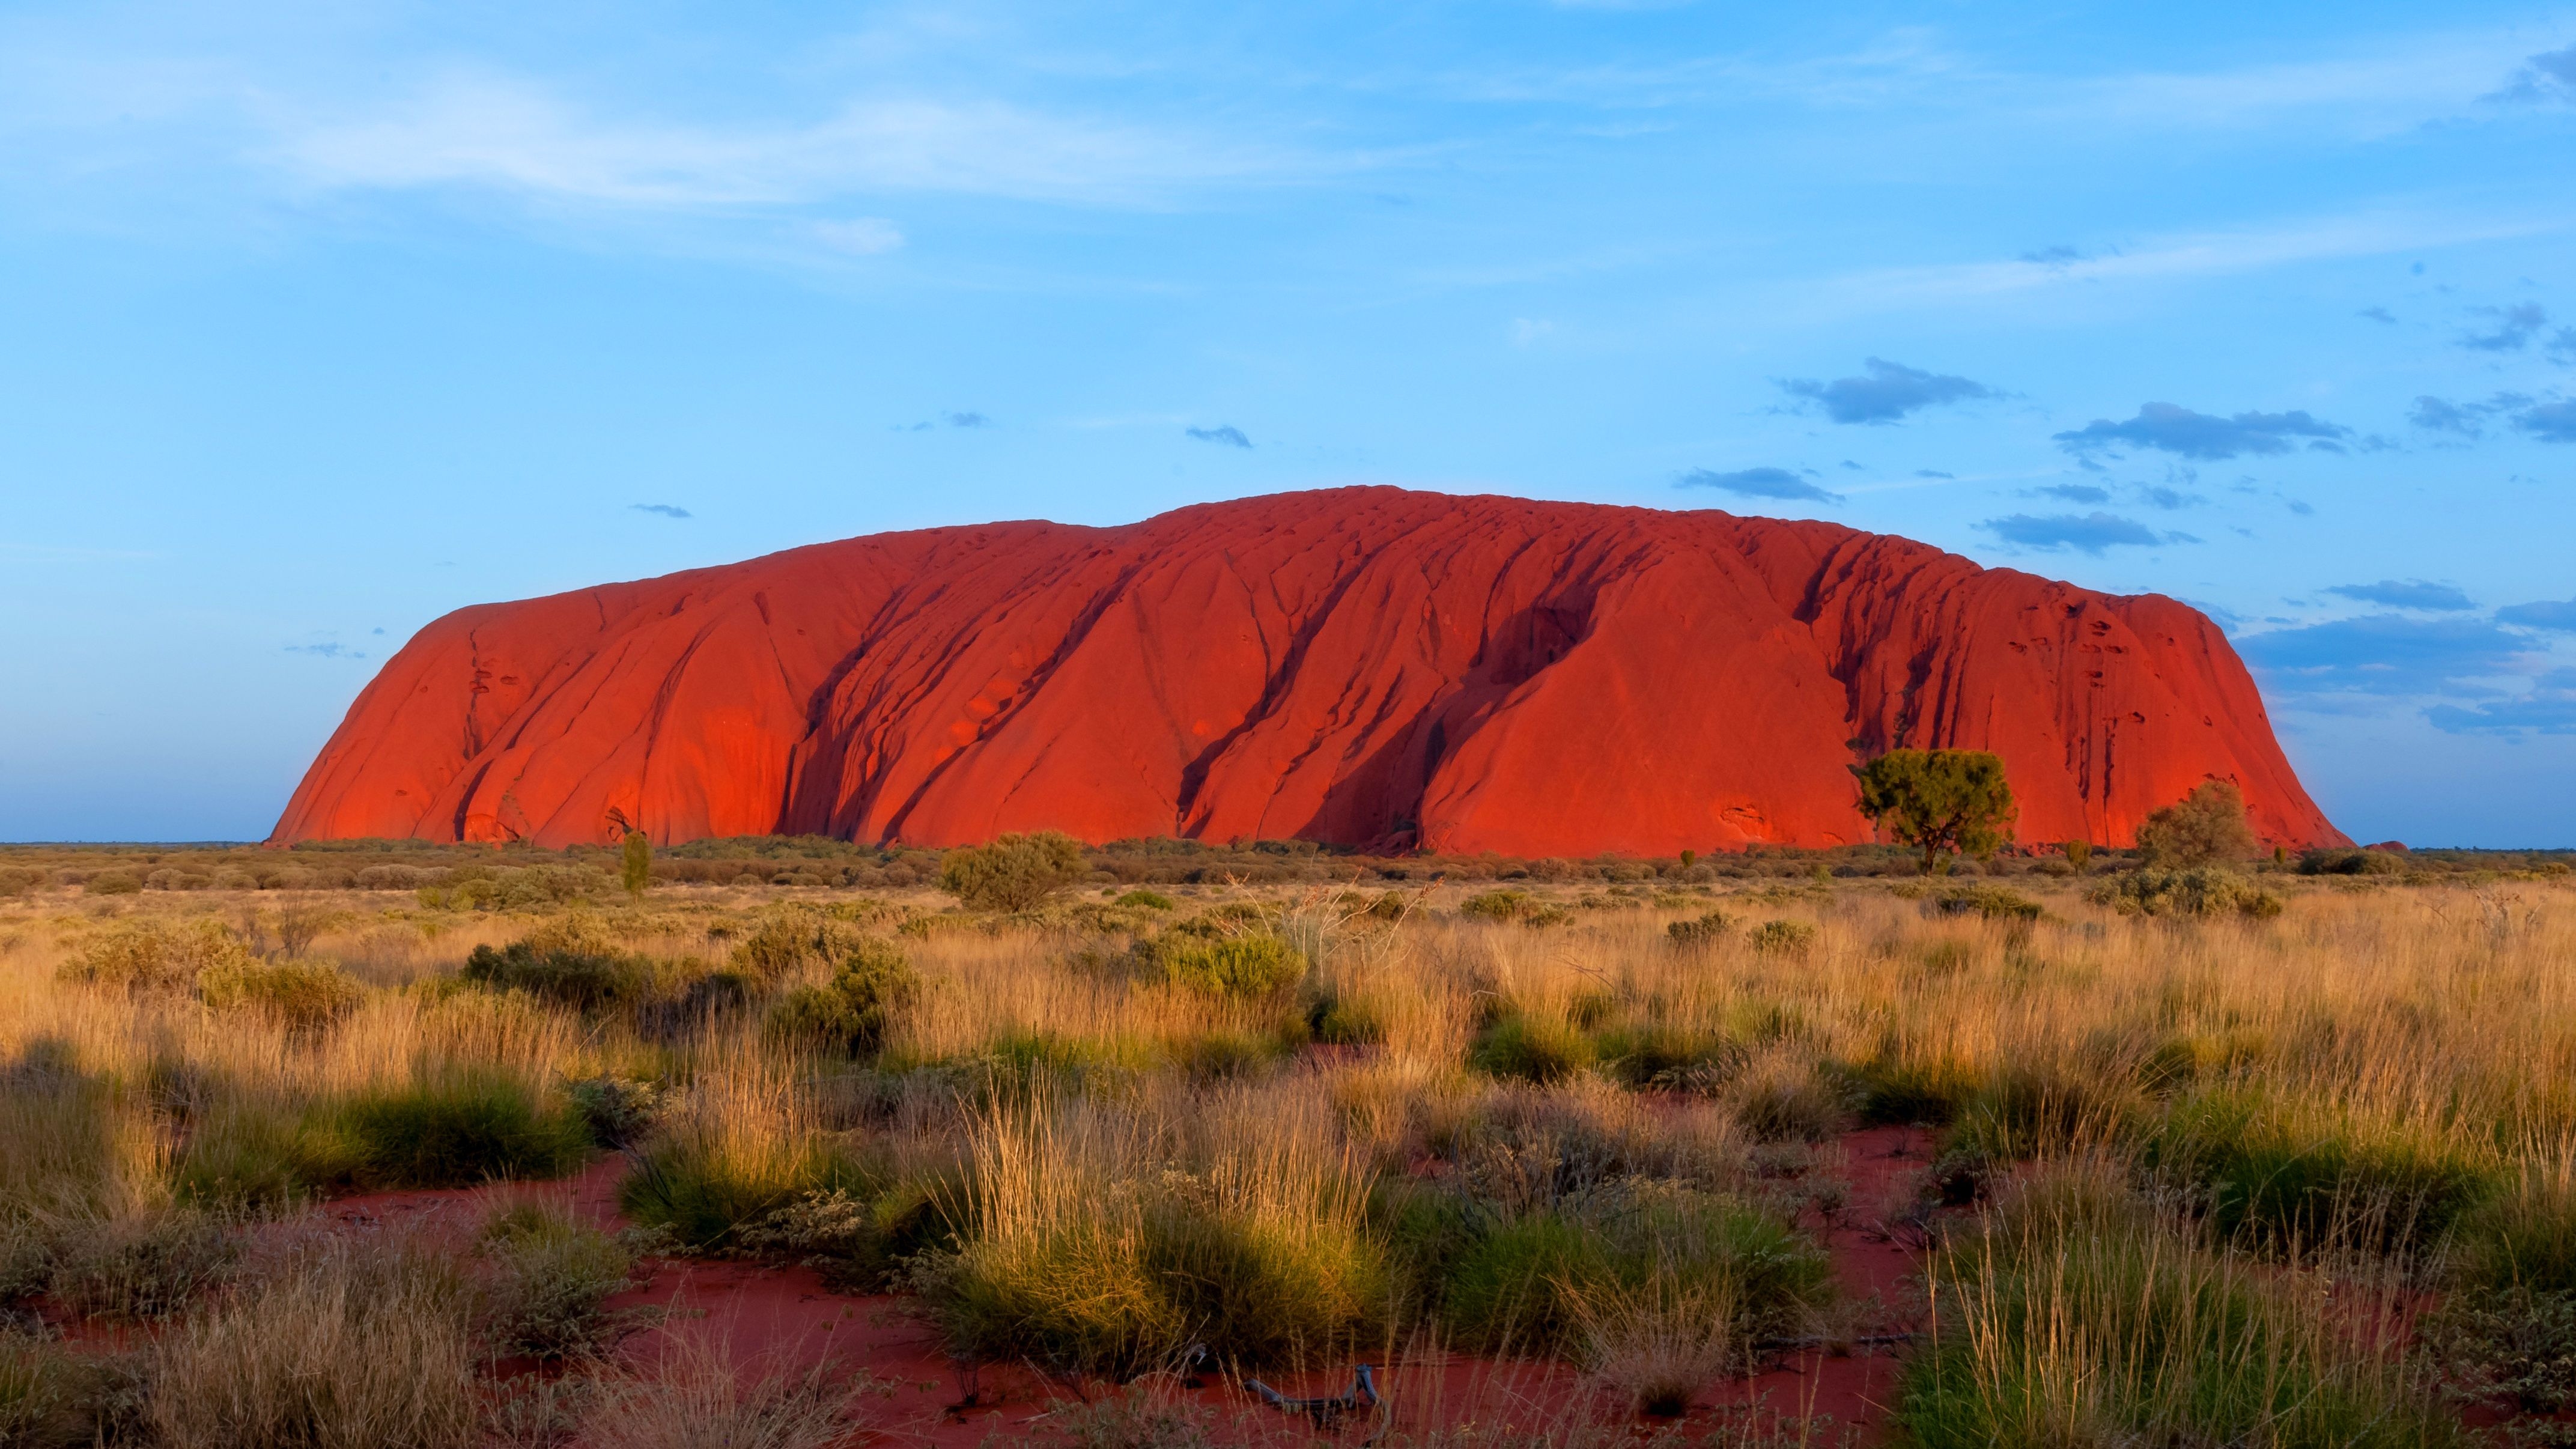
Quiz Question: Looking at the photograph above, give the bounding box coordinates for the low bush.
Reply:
[1460,890,1570,927]
[85,871,142,896]
[1146,932,1305,997]
[145,1232,482,1449]
[461,936,648,1010]
[582,1331,854,1449]
[926,1096,1384,1376]
[1439,1184,1829,1357]
[0,1329,138,1449]
[1114,889,1176,911]
[764,940,919,1057]
[44,1209,238,1320]
[2141,1089,2494,1255]
[1666,910,1731,947]
[1748,920,1817,956]
[2089,867,2282,920]
[618,1076,867,1253]
[728,907,866,980]
[938,833,1089,913]
[2422,1285,2576,1415]
[197,957,365,1030]
[2452,1153,2576,1295]
[59,918,251,992]
[1308,988,1390,1046]
[567,1075,666,1149]
[326,1073,593,1191]
[479,1195,648,1361]
[1897,1165,2458,1448]
[1469,1015,1596,1085]
[2298,847,2406,877]
[1930,885,2042,922]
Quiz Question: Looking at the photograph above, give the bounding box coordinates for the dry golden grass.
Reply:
[0,861,2567,1443]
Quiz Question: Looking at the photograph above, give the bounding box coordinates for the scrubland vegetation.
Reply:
[0,830,2569,1445]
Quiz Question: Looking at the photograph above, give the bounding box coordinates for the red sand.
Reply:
[270,487,2341,857]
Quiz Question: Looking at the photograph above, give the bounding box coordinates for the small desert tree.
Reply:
[938,831,1089,913]
[620,830,652,899]
[1852,749,2017,874]
[2134,780,2259,867]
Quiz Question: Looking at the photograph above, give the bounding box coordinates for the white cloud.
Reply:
[811,216,904,254]
[1826,210,2565,312]
[267,70,1302,210]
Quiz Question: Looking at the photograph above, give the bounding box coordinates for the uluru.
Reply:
[270,487,2343,857]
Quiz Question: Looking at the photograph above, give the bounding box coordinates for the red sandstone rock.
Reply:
[270,487,2344,855]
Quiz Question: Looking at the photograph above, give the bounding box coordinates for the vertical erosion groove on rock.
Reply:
[270,487,2344,854]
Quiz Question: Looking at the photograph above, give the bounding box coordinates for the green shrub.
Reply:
[2134,781,2260,869]
[1930,886,2042,922]
[764,940,918,1057]
[1459,890,1570,927]
[1665,910,1731,946]
[2089,867,2283,919]
[1147,932,1305,997]
[1595,1023,1737,1090]
[565,1075,665,1149]
[2449,1156,2576,1298]
[1309,991,1389,1046]
[59,918,251,991]
[2298,846,2406,876]
[0,867,47,898]
[1439,1186,1829,1356]
[727,905,866,980]
[45,1209,238,1320]
[938,832,1089,913]
[618,1137,867,1254]
[1469,1015,1596,1084]
[1114,889,1176,911]
[929,1176,1387,1376]
[1900,1170,2460,1448]
[0,1329,138,1449]
[460,938,646,1010]
[479,1196,646,1361]
[739,1172,973,1293]
[2422,1286,2576,1415]
[327,1073,592,1190]
[2142,1089,2494,1254]
[1748,920,1818,956]
[85,871,142,896]
[198,957,365,1030]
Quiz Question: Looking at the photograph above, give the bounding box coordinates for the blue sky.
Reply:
[2,2,2573,846]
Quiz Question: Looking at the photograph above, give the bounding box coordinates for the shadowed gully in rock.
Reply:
[270,487,2342,855]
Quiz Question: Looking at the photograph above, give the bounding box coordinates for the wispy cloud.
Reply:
[630,503,691,519]
[1831,211,2563,311]
[283,642,365,660]
[268,71,1313,210]
[1185,424,1251,448]
[2459,300,2549,351]
[1776,356,1999,424]
[2499,598,2576,631]
[1676,466,1839,503]
[2055,402,2349,461]
[2429,668,2576,734]
[2239,613,2532,697]
[2485,43,2576,104]
[1978,511,2189,554]
[2324,579,2473,611]
[2519,399,2576,442]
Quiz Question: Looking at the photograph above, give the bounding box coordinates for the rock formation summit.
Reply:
[273,487,2342,856]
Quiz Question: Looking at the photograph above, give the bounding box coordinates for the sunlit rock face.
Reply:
[271,487,2344,855]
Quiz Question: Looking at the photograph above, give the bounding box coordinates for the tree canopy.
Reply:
[1852,749,2017,873]
[2134,780,2259,867]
